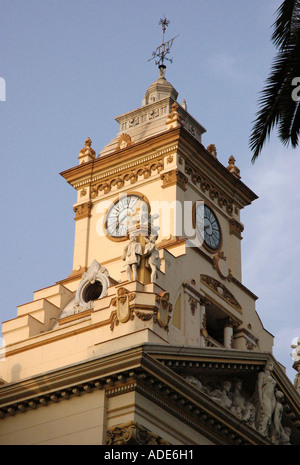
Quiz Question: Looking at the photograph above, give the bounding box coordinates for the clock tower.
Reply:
[0,23,299,446]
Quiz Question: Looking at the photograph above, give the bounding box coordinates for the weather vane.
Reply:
[148,17,179,76]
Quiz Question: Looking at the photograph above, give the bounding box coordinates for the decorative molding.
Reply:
[226,156,241,179]
[206,144,217,158]
[184,160,233,215]
[183,366,292,444]
[155,292,173,331]
[111,287,136,325]
[91,159,163,198]
[160,169,188,191]
[200,275,242,313]
[135,311,153,322]
[71,260,111,314]
[73,201,92,221]
[78,137,96,164]
[165,102,184,130]
[0,345,298,444]
[106,421,170,445]
[116,133,133,151]
[229,218,244,239]
[212,251,233,281]
[188,295,197,315]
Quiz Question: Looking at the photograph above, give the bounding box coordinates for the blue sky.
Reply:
[1,0,299,382]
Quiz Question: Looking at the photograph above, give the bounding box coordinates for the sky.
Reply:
[0,0,299,383]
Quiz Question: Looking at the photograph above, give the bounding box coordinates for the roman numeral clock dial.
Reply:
[195,204,221,251]
[105,194,142,239]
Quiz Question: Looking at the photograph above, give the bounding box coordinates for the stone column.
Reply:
[224,318,234,349]
[200,297,208,347]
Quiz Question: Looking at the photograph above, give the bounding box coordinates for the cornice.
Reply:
[177,128,258,210]
[0,344,298,444]
[0,344,276,445]
[60,128,181,188]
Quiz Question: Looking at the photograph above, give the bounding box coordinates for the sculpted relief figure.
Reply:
[208,380,232,409]
[230,378,256,427]
[254,361,277,437]
[184,361,289,443]
[122,235,143,281]
[144,235,161,283]
[291,337,300,395]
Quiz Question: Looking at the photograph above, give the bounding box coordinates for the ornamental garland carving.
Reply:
[73,201,92,221]
[106,421,170,445]
[160,169,188,191]
[90,160,163,198]
[200,275,242,312]
[109,288,172,332]
[229,218,244,238]
[184,160,233,215]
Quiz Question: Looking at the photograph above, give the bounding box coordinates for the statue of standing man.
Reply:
[122,235,143,281]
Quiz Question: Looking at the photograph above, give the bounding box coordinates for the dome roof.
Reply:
[142,74,178,106]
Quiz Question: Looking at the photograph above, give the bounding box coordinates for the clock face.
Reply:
[195,204,221,250]
[105,194,142,238]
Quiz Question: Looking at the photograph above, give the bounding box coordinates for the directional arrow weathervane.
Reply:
[148,17,179,76]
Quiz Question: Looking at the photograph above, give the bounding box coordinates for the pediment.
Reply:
[200,274,242,313]
[150,347,300,445]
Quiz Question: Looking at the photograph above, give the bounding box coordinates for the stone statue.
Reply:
[208,380,232,409]
[242,402,256,429]
[279,427,291,445]
[230,378,246,419]
[270,390,285,444]
[144,235,161,283]
[254,361,277,437]
[122,235,143,281]
[293,364,300,394]
[291,337,300,395]
[184,376,204,391]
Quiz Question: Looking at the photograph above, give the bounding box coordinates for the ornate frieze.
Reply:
[90,159,163,198]
[184,361,292,445]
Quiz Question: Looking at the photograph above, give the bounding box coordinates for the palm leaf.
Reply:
[272,0,300,49]
[249,0,300,161]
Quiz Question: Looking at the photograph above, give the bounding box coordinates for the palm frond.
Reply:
[249,44,294,162]
[272,0,300,49]
[250,0,300,161]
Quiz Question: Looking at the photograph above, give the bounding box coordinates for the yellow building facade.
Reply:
[0,71,299,445]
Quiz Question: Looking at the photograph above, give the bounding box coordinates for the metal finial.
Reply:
[148,17,179,76]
